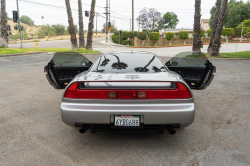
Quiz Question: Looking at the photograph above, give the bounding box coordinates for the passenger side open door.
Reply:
[44,52,93,89]
[166,51,216,90]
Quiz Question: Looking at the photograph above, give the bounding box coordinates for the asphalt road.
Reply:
[0,53,250,165]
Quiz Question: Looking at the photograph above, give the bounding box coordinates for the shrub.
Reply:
[179,31,189,40]
[222,28,234,37]
[149,32,160,45]
[111,35,119,43]
[165,32,175,41]
[235,27,248,35]
[121,31,127,40]
[121,40,132,45]
[248,28,250,32]
[142,29,148,33]
[207,29,212,37]
[127,31,134,39]
[153,29,159,32]
[133,31,138,37]
[114,31,119,35]
[137,32,147,41]
[200,29,205,37]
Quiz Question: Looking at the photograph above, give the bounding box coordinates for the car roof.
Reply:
[103,51,156,56]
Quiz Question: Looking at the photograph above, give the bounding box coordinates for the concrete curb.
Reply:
[0,51,46,57]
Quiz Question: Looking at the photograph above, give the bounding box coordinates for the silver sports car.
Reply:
[44,51,215,134]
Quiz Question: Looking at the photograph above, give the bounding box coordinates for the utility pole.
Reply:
[106,0,108,42]
[132,0,134,31]
[16,0,22,48]
[96,13,98,35]
[109,0,110,40]
[130,19,131,31]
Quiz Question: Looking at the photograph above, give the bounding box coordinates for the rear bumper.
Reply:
[61,102,195,127]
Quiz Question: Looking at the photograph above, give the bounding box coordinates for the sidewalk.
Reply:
[99,39,126,47]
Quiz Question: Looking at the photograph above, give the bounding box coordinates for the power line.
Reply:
[111,10,131,19]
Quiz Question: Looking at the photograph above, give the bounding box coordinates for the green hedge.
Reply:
[235,27,248,35]
[200,29,205,37]
[165,32,175,41]
[149,32,160,42]
[121,40,132,45]
[114,31,119,35]
[179,31,189,39]
[137,32,147,40]
[127,31,134,39]
[121,31,127,40]
[207,29,212,37]
[153,29,159,32]
[222,28,234,36]
[111,35,119,43]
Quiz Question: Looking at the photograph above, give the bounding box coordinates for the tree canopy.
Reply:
[209,0,250,28]
[162,12,179,29]
[20,15,35,26]
[136,8,165,32]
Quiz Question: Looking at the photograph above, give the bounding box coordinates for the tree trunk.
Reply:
[192,0,201,52]
[210,0,228,56]
[65,0,78,50]
[1,0,8,43]
[86,0,96,50]
[208,0,221,53]
[78,0,85,48]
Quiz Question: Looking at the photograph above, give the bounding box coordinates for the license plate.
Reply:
[115,115,140,126]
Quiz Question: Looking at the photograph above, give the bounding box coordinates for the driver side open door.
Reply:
[44,52,93,89]
[166,52,216,90]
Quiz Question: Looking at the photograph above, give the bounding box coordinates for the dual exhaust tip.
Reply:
[79,125,176,135]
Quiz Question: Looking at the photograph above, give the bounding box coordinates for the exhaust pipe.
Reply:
[79,125,89,134]
[166,126,176,135]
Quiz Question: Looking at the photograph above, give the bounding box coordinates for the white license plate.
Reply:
[115,115,140,126]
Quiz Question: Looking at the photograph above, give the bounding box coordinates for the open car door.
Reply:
[166,51,216,90]
[44,52,93,89]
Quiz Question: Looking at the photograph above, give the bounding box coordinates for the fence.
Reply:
[133,37,226,47]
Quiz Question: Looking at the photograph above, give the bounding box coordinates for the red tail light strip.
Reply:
[64,82,192,99]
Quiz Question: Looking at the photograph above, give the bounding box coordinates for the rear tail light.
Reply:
[64,82,191,99]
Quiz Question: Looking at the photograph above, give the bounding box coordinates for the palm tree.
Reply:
[192,0,202,52]
[78,0,85,48]
[134,56,156,72]
[1,0,8,43]
[207,0,221,53]
[86,0,96,50]
[111,55,128,70]
[100,56,110,66]
[65,0,78,50]
[210,0,228,56]
[41,16,44,25]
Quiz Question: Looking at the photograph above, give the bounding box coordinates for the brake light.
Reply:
[64,82,191,99]
[177,82,192,98]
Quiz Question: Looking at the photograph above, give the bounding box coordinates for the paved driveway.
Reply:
[0,53,250,165]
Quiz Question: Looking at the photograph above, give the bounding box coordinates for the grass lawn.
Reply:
[206,51,250,58]
[0,48,101,55]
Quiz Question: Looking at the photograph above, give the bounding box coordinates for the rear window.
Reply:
[90,53,167,73]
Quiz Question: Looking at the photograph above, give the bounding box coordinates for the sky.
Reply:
[5,0,249,31]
